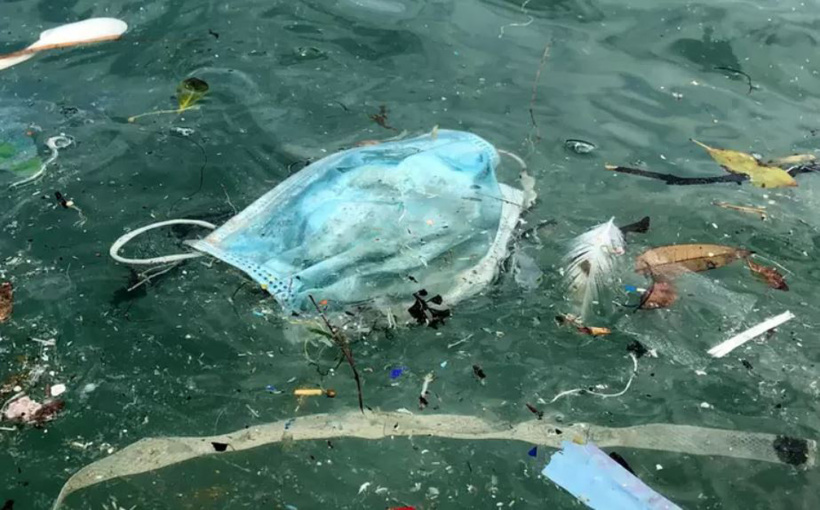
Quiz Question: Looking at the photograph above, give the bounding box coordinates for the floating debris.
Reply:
[543,440,683,510]
[0,18,128,71]
[708,311,795,358]
[293,388,337,398]
[564,139,596,154]
[0,282,12,323]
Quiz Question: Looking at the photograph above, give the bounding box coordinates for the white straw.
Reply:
[708,311,794,358]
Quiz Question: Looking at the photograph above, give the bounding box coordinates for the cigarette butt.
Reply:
[294,388,336,398]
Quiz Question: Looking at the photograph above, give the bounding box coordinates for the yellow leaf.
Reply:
[692,139,797,188]
[177,77,209,111]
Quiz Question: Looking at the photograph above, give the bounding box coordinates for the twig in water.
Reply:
[221,184,238,215]
[550,354,638,403]
[605,164,747,185]
[528,44,551,142]
[713,201,767,220]
[447,333,473,349]
[169,133,208,213]
[715,66,755,94]
[309,295,364,412]
[127,262,181,292]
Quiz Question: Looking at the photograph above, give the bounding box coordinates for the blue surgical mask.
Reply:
[185,129,505,311]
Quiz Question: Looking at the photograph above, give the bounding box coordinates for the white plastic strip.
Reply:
[708,311,795,358]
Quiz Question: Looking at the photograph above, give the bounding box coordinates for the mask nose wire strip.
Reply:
[110,219,216,265]
[497,149,528,170]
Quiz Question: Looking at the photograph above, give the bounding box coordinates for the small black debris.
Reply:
[211,442,229,452]
[526,403,544,420]
[472,364,486,380]
[408,289,451,328]
[2,499,14,510]
[626,340,649,358]
[608,452,636,475]
[773,435,809,466]
[741,359,754,371]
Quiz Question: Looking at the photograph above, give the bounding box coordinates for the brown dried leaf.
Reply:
[639,281,678,309]
[0,282,12,323]
[636,244,751,277]
[747,259,789,291]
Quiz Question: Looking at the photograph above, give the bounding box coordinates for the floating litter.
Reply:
[543,440,682,509]
[564,139,597,154]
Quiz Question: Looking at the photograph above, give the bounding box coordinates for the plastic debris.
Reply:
[708,311,795,358]
[50,384,67,397]
[543,440,682,509]
[50,410,816,509]
[551,353,638,403]
[564,139,597,154]
[419,372,434,410]
[528,446,538,457]
[390,367,405,379]
[2,394,64,425]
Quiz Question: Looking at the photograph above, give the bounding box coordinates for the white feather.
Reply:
[564,218,625,318]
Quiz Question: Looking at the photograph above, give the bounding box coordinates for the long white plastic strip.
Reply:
[708,311,795,358]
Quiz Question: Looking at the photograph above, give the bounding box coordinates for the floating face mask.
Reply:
[111,129,525,313]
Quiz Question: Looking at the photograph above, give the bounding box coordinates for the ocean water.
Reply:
[1,0,819,508]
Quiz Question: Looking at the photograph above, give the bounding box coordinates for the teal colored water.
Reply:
[1,0,819,508]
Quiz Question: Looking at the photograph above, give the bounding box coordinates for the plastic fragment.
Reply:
[390,368,405,379]
[528,446,538,457]
[708,311,794,358]
[50,384,66,397]
[564,139,597,154]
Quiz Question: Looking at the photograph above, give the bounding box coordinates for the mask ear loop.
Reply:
[110,219,216,265]
[497,149,527,170]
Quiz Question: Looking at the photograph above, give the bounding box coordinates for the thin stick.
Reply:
[714,201,767,219]
[128,106,200,123]
[605,164,748,185]
[714,66,754,95]
[529,44,551,141]
[309,295,364,412]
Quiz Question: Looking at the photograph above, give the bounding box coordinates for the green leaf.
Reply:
[177,77,209,111]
